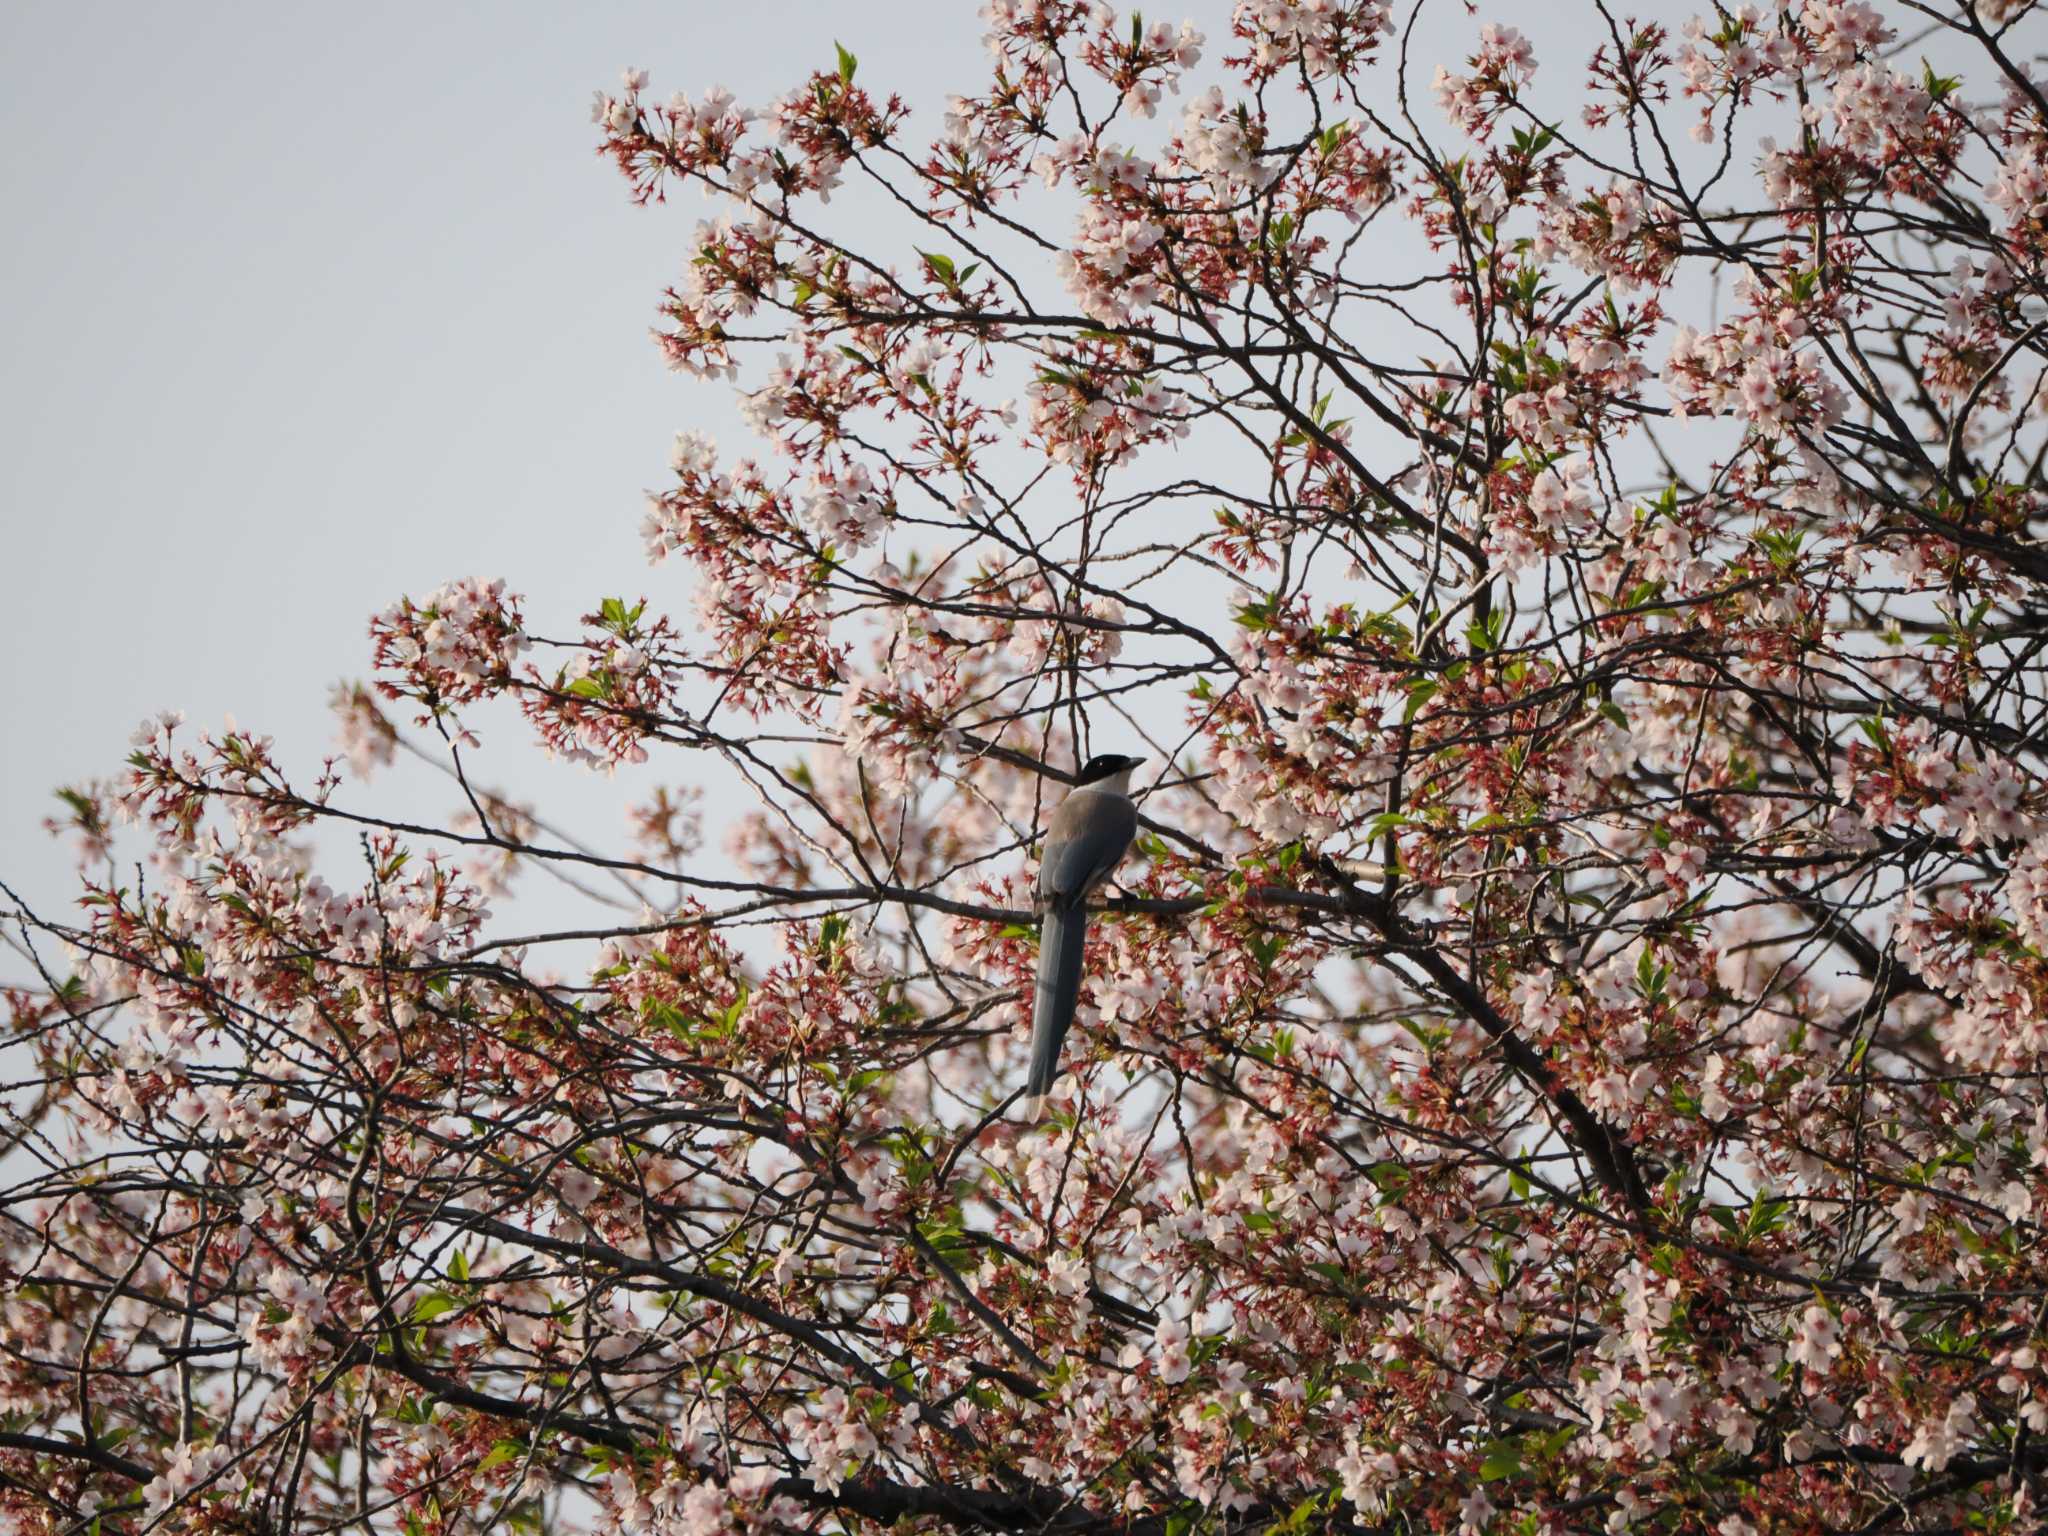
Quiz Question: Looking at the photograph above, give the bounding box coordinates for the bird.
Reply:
[1024,752,1145,1118]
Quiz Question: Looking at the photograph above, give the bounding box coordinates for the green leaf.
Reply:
[392,1395,433,1425]
[1756,526,1805,571]
[720,987,750,1032]
[1283,1492,1324,1531]
[1748,1193,1791,1239]
[888,1355,919,1394]
[1922,59,1960,101]
[1479,1438,1522,1480]
[1235,593,1279,631]
[411,1292,461,1325]
[478,1438,525,1472]
[1634,946,1670,1003]
[834,42,858,83]
[1465,608,1507,653]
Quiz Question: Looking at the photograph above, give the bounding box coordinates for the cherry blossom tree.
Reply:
[9,1,2048,1531]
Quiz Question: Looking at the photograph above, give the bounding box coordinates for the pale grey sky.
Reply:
[0,2,1001,925]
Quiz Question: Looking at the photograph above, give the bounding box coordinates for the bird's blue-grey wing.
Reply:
[1036,791,1139,904]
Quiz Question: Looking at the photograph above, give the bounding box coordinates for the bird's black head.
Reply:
[1075,753,1147,785]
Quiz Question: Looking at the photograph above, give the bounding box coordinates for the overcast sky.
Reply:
[0,4,1003,926]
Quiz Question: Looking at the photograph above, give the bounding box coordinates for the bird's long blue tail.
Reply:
[1026,904,1087,1114]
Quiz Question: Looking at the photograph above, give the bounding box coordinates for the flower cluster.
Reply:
[369,576,528,724]
[1433,24,1536,140]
